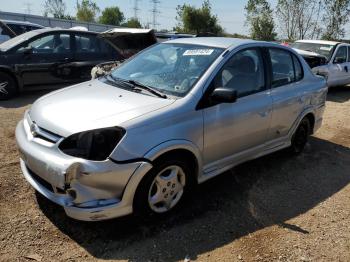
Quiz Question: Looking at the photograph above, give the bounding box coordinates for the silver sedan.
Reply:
[16,37,327,221]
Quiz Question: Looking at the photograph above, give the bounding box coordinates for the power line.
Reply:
[150,0,160,29]
[133,0,141,20]
[23,2,32,14]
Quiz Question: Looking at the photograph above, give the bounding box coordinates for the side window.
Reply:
[75,34,100,53]
[7,24,25,35]
[333,46,347,64]
[347,46,350,62]
[213,48,265,98]
[292,54,303,81]
[16,33,71,54]
[269,48,295,87]
[0,26,11,42]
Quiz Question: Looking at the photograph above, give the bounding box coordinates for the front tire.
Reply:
[0,72,17,100]
[134,158,192,218]
[289,117,311,154]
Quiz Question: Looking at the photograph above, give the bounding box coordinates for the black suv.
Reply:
[0,28,123,100]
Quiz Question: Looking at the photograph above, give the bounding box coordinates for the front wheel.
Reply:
[289,117,311,154]
[134,159,191,218]
[0,72,17,100]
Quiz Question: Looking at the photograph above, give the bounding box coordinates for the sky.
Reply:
[0,0,257,35]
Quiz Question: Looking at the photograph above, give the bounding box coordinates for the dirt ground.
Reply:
[0,86,350,262]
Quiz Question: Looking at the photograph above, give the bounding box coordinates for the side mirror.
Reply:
[210,87,237,104]
[334,57,345,64]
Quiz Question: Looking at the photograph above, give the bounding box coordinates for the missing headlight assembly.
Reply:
[59,127,125,161]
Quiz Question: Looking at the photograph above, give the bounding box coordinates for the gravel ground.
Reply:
[0,86,349,262]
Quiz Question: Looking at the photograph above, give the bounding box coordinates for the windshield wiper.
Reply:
[105,74,134,89]
[105,75,167,99]
[125,79,167,99]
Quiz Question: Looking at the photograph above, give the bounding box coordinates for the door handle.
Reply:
[344,66,348,72]
[59,57,71,62]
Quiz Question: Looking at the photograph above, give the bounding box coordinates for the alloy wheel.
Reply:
[148,165,186,213]
[0,81,9,95]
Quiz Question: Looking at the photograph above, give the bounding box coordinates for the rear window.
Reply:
[269,48,303,87]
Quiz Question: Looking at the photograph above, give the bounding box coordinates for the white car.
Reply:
[292,40,350,87]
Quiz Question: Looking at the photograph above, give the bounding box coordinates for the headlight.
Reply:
[58,127,125,161]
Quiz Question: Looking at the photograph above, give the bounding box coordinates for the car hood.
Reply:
[29,80,175,137]
[293,48,325,58]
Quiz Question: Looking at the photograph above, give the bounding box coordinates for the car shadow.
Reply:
[37,136,350,261]
[0,90,51,109]
[327,85,350,103]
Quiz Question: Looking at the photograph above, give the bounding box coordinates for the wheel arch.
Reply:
[290,109,316,138]
[120,140,202,213]
[0,66,20,91]
[144,140,202,182]
[304,112,315,134]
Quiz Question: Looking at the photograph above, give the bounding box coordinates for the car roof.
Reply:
[102,28,153,34]
[1,19,44,28]
[156,32,195,37]
[166,37,257,49]
[27,27,98,34]
[295,39,341,46]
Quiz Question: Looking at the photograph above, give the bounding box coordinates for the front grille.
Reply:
[26,112,62,143]
[27,167,54,193]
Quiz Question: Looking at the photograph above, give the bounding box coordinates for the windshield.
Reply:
[0,30,40,51]
[109,43,224,97]
[291,42,336,60]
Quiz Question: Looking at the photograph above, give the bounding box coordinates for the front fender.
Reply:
[144,139,202,175]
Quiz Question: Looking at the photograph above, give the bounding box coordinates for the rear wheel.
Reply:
[134,158,192,218]
[0,72,17,100]
[289,117,311,154]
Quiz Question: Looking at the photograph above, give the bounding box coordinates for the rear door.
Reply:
[267,47,306,141]
[14,32,75,89]
[71,33,119,81]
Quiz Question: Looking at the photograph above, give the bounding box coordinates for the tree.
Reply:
[121,18,142,28]
[245,0,277,41]
[224,33,250,39]
[76,0,100,22]
[174,0,223,35]
[99,6,125,26]
[276,0,323,40]
[44,0,67,19]
[322,0,350,40]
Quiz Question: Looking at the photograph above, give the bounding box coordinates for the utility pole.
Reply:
[133,0,141,20]
[23,2,32,14]
[150,0,160,29]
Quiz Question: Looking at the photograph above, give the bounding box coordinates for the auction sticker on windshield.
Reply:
[183,49,214,56]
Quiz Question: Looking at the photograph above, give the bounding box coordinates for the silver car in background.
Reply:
[16,37,327,221]
[292,40,350,87]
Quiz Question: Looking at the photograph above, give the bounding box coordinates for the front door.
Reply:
[203,48,272,172]
[14,32,74,89]
[267,48,306,140]
[327,45,349,86]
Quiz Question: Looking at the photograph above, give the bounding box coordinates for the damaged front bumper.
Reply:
[16,119,152,221]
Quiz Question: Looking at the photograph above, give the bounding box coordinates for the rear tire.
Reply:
[289,117,311,154]
[0,72,17,100]
[133,158,193,219]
